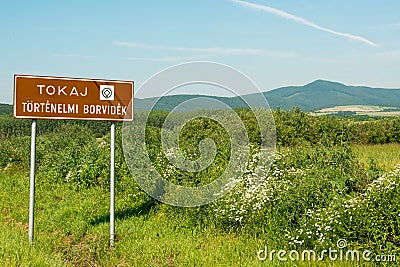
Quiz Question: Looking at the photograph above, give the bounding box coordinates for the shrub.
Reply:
[290,165,400,252]
[206,144,383,246]
[37,124,109,188]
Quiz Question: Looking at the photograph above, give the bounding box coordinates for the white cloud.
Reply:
[386,22,400,30]
[114,41,296,58]
[124,55,209,62]
[365,22,400,32]
[53,54,96,59]
[113,42,157,49]
[230,0,379,48]
[378,50,400,58]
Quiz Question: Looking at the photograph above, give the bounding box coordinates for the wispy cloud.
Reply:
[114,41,297,58]
[384,22,400,30]
[124,55,209,62]
[114,42,157,49]
[53,54,96,59]
[230,0,379,48]
[368,22,400,31]
[378,50,400,58]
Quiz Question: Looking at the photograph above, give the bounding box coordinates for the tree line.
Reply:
[1,108,399,145]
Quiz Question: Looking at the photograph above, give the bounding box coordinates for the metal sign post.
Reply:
[28,119,37,245]
[14,74,133,247]
[110,122,116,247]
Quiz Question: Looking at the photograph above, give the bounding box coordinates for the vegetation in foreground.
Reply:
[0,108,399,266]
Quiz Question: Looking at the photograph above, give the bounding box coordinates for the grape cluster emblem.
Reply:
[102,88,112,99]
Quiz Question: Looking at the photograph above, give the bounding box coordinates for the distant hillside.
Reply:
[135,80,400,112]
[0,104,12,115]
[263,80,400,111]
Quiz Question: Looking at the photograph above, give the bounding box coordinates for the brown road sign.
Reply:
[13,75,134,121]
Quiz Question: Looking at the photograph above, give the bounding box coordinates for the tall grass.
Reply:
[0,171,290,266]
[352,143,400,171]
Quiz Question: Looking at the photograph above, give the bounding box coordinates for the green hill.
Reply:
[263,80,400,111]
[135,80,400,112]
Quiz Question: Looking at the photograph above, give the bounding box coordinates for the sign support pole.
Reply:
[14,75,133,247]
[110,121,116,247]
[28,119,37,245]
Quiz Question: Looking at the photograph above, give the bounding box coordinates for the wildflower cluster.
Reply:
[212,149,310,224]
[289,165,400,250]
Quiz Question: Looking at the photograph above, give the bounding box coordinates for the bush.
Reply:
[204,144,382,246]
[290,166,400,252]
[0,136,30,169]
[37,124,109,188]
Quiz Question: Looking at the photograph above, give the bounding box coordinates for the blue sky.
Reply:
[1,0,400,103]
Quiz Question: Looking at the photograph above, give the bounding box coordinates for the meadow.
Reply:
[0,108,399,266]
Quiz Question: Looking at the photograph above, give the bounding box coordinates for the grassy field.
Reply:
[1,169,373,267]
[1,145,398,266]
[314,105,400,117]
[1,171,260,266]
[352,143,400,171]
